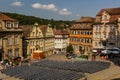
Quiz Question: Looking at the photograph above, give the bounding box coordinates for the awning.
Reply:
[101,50,112,54]
[92,50,97,52]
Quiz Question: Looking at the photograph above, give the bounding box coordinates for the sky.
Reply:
[0,0,120,21]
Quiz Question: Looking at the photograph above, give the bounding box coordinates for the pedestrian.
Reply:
[5,62,9,69]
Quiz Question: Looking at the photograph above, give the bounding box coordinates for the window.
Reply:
[80,23,82,27]
[30,49,32,55]
[104,27,107,31]
[89,31,92,35]
[80,38,82,42]
[8,49,12,58]
[36,30,39,36]
[72,31,75,34]
[95,33,97,38]
[14,22,18,28]
[110,26,115,32]
[8,37,12,45]
[30,41,32,46]
[79,31,83,34]
[6,22,11,28]
[33,32,35,37]
[99,42,102,47]
[89,39,92,43]
[14,36,18,44]
[104,33,106,38]
[95,42,97,46]
[14,49,19,58]
[96,26,98,31]
[103,15,107,20]
[86,47,88,51]
[36,41,39,45]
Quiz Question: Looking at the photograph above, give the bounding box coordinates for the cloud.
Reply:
[11,1,23,7]
[32,3,57,11]
[76,14,80,17]
[59,8,72,16]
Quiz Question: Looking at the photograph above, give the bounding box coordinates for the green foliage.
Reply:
[78,55,88,59]
[23,54,28,59]
[66,44,74,53]
[4,59,9,63]
[3,12,73,30]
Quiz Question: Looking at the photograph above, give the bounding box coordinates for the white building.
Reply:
[54,30,69,53]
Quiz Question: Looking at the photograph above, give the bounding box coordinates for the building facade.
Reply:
[70,17,94,55]
[43,25,55,56]
[93,8,120,53]
[54,30,69,53]
[22,23,54,57]
[0,13,23,61]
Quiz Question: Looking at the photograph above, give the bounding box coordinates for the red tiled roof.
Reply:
[70,17,94,30]
[54,30,69,35]
[97,7,120,16]
[76,17,95,23]
[70,23,93,30]
[21,25,32,37]
[95,7,120,23]
[0,13,15,21]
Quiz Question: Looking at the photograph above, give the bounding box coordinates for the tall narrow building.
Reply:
[0,13,23,61]
[54,29,69,53]
[70,17,94,55]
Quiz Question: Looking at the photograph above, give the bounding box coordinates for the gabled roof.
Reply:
[97,7,120,16]
[95,7,120,23]
[39,25,48,34]
[21,25,51,37]
[76,17,95,23]
[70,17,94,30]
[0,13,15,21]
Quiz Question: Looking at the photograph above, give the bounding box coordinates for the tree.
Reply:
[66,44,74,53]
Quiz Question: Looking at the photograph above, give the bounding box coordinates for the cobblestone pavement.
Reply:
[0,54,120,80]
[46,54,120,80]
[84,62,120,80]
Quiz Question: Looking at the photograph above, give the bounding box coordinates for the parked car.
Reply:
[102,49,120,58]
[102,49,120,54]
[66,53,77,59]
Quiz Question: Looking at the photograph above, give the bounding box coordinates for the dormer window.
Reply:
[103,15,107,20]
[6,22,11,28]
[14,22,18,28]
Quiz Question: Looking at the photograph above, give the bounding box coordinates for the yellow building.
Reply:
[22,23,54,58]
[70,17,94,55]
[0,13,23,61]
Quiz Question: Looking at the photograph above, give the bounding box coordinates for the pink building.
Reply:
[93,7,120,53]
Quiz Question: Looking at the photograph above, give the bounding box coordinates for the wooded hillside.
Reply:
[3,12,73,29]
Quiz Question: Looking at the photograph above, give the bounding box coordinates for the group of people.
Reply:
[0,58,21,69]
